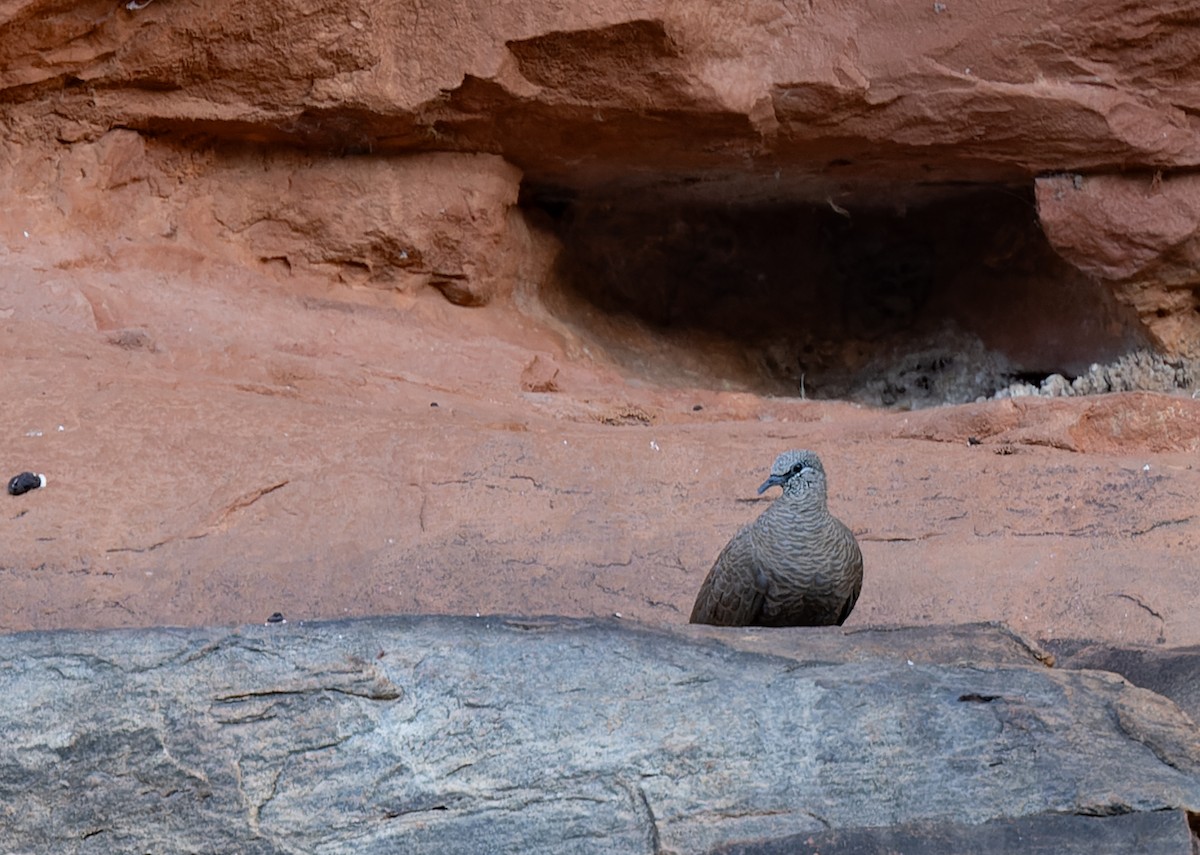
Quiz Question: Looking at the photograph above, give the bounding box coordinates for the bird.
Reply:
[689,449,863,627]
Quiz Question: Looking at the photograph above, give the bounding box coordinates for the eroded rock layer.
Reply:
[3,0,1200,357]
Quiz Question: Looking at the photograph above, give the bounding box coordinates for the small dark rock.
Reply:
[692,404,703,411]
[7,472,45,496]
[266,612,286,625]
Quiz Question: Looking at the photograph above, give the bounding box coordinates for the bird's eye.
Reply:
[788,464,803,476]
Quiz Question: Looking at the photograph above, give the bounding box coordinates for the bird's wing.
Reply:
[689,526,766,626]
[834,523,864,626]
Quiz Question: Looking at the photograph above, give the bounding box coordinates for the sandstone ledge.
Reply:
[2,618,1197,853]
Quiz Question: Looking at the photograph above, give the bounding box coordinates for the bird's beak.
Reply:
[757,474,785,495]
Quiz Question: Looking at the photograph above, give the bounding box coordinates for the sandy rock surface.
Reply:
[3,231,1198,646]
[2,0,1200,650]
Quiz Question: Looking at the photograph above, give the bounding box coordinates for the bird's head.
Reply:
[757,449,827,497]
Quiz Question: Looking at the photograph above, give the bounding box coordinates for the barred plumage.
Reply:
[690,450,863,627]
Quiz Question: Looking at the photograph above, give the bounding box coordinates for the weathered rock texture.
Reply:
[1037,173,1200,357]
[714,811,1199,855]
[1,618,1198,854]
[1047,639,1200,726]
[5,0,1200,178]
[4,0,1200,358]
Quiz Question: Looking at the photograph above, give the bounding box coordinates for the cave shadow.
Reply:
[523,183,1147,408]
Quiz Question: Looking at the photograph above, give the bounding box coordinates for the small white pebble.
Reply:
[1142,464,1151,472]
[57,425,64,431]
[650,440,660,451]
[907,659,914,666]
[613,612,623,619]
[23,231,30,238]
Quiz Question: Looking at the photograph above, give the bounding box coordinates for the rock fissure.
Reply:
[211,481,290,527]
[1112,592,1166,622]
[213,683,400,704]
[1129,516,1196,537]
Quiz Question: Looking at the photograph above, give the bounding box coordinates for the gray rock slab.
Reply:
[1,617,1197,854]
[710,809,1198,855]
[685,620,1057,668]
[1047,639,1200,725]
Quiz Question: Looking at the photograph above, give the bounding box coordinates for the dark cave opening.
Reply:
[521,182,1152,408]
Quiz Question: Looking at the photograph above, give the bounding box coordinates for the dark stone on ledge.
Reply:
[0,617,1197,854]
